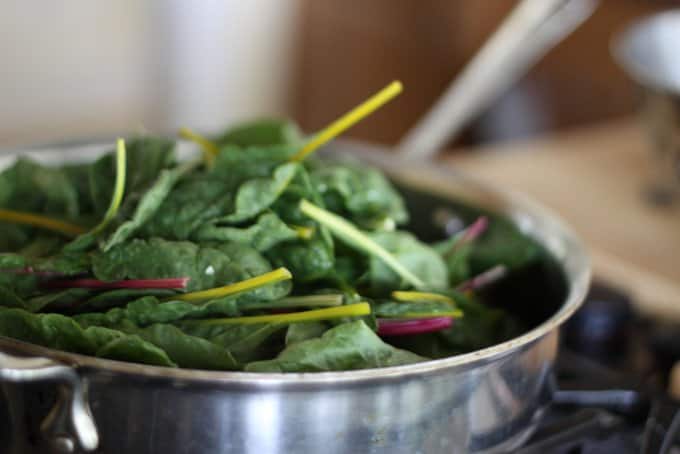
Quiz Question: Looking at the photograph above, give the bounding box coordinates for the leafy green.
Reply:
[93,333,176,367]
[0,285,34,311]
[0,308,175,367]
[468,220,542,273]
[192,212,297,252]
[434,238,473,286]
[103,159,199,251]
[75,296,241,327]
[246,320,426,372]
[27,288,93,312]
[91,238,283,294]
[371,300,458,318]
[0,254,38,298]
[33,250,91,276]
[0,158,81,217]
[66,288,178,313]
[299,200,424,289]
[181,322,285,364]
[88,137,176,216]
[285,322,329,346]
[215,118,302,147]
[215,162,299,224]
[266,236,335,282]
[309,160,408,226]
[18,236,64,259]
[210,144,295,183]
[112,321,239,370]
[139,176,233,240]
[0,120,545,373]
[367,231,448,293]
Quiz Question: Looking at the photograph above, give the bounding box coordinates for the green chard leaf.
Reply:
[88,137,176,216]
[192,212,297,252]
[468,220,542,273]
[434,237,473,286]
[91,238,284,294]
[285,322,329,346]
[266,236,335,283]
[111,321,239,370]
[245,320,426,372]
[215,162,299,224]
[140,176,233,240]
[0,308,175,367]
[0,158,81,218]
[75,296,242,328]
[308,160,408,226]
[368,231,449,293]
[181,322,286,364]
[215,118,302,147]
[103,159,200,251]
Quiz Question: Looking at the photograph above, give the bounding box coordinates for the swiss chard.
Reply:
[193,212,298,252]
[103,159,200,250]
[215,118,302,148]
[308,160,408,226]
[245,320,426,372]
[91,238,283,294]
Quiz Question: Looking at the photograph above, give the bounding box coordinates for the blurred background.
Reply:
[0,0,675,149]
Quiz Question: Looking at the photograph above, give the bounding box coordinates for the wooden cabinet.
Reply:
[292,0,674,146]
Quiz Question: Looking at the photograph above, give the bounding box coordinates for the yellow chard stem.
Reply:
[90,138,127,235]
[398,310,464,319]
[289,224,314,240]
[291,81,403,162]
[258,294,344,308]
[0,209,86,237]
[299,199,425,289]
[166,267,292,303]
[391,291,455,304]
[184,302,371,326]
[179,127,219,166]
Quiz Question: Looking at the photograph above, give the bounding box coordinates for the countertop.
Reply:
[447,118,680,319]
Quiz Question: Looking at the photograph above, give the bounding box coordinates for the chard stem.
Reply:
[0,209,86,237]
[167,267,292,303]
[289,224,314,239]
[393,310,463,319]
[299,199,425,289]
[90,138,127,235]
[290,81,402,162]
[185,302,370,326]
[179,127,219,166]
[391,291,454,304]
[244,294,344,309]
[45,277,189,290]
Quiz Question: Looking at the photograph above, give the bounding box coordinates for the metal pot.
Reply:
[0,140,590,454]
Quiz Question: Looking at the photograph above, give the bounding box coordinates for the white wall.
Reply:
[0,1,300,147]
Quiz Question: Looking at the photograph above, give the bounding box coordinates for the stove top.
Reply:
[518,282,680,454]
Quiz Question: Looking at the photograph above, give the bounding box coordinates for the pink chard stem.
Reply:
[460,216,488,244]
[377,317,453,336]
[457,265,507,292]
[43,277,190,290]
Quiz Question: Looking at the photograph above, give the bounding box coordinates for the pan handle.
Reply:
[0,351,99,452]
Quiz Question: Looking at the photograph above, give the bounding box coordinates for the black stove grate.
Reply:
[516,282,680,454]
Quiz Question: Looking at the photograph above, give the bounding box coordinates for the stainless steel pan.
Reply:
[0,140,590,454]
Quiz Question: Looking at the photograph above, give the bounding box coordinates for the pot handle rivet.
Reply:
[0,351,99,452]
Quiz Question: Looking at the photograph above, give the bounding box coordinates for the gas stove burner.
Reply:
[516,280,680,454]
[516,352,680,454]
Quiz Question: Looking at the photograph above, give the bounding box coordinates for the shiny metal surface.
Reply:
[0,352,98,452]
[398,0,598,159]
[0,141,590,453]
